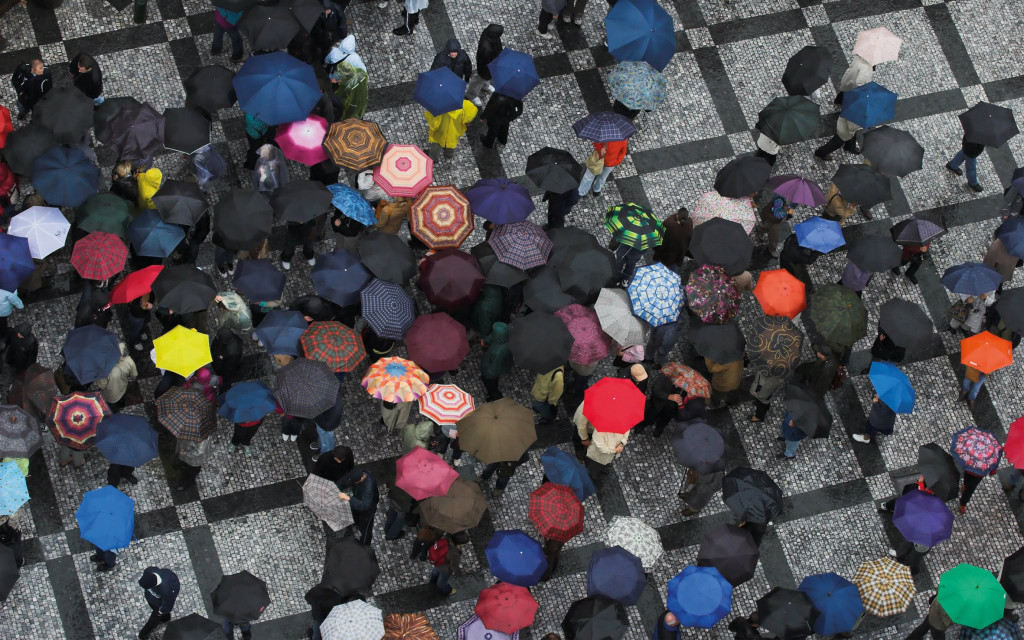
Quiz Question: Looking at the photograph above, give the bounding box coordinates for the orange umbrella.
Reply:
[383,613,439,640]
[373,144,433,197]
[323,119,387,170]
[754,269,806,318]
[410,185,474,249]
[961,331,1012,374]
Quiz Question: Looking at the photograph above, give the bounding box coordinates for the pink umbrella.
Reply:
[373,144,433,197]
[395,445,459,500]
[555,303,612,366]
[275,114,329,166]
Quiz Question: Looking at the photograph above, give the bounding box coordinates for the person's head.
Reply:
[451,530,470,546]
[77,54,95,73]
[332,446,353,464]
[676,206,689,221]
[449,51,458,59]
[114,161,133,179]
[663,612,679,627]
[540,634,563,640]
[23,193,47,209]
[138,567,162,589]
[13,323,31,339]
[630,363,648,382]
[30,59,43,75]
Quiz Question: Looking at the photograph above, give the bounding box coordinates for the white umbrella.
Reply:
[319,600,384,640]
[606,515,664,570]
[8,206,70,258]
[853,27,903,66]
[594,288,648,347]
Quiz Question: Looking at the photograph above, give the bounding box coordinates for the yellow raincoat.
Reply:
[424,100,478,149]
[137,167,163,210]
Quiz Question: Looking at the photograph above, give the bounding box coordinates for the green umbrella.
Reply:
[603,203,664,250]
[77,193,134,237]
[937,563,1007,630]
[756,96,820,145]
[805,284,867,348]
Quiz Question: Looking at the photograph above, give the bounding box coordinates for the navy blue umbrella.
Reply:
[940,262,1003,295]
[95,414,159,467]
[572,111,637,142]
[126,210,186,258]
[311,248,372,307]
[232,52,321,126]
[841,81,897,129]
[465,178,535,224]
[485,529,547,587]
[670,420,727,475]
[0,234,36,292]
[218,382,277,423]
[488,49,540,101]
[253,310,308,356]
[586,546,646,606]
[997,216,1024,258]
[31,146,99,208]
[540,446,596,501]
[798,572,864,636]
[605,0,675,71]
[232,259,285,303]
[414,67,467,116]
[63,325,122,384]
[361,278,416,340]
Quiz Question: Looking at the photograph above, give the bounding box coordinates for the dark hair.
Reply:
[540,634,563,640]
[77,54,96,70]
[450,530,471,546]
[676,206,689,220]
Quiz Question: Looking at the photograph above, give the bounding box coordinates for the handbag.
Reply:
[585,150,605,175]
[949,299,970,324]
[830,365,847,390]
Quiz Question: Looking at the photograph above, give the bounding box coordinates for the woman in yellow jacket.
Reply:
[425,100,478,162]
[136,166,163,210]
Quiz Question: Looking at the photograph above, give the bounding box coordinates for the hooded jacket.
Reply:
[430,38,473,82]
[95,343,138,403]
[5,323,38,372]
[136,167,163,210]
[480,322,512,379]
[476,24,504,81]
[325,35,366,73]
[425,100,478,149]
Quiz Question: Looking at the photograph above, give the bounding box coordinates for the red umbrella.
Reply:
[529,482,584,543]
[404,313,470,372]
[583,377,646,434]
[70,232,127,280]
[419,249,485,311]
[109,265,164,305]
[474,582,538,634]
[754,269,807,319]
[1006,417,1024,468]
[395,445,459,500]
[554,303,612,366]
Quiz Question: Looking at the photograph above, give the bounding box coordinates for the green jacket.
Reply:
[531,366,565,405]
[471,285,503,336]
[480,322,511,380]
[401,421,434,453]
[333,62,368,120]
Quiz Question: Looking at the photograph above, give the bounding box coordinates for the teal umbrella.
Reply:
[756,96,820,145]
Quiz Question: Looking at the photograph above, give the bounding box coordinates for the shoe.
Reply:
[97,563,114,572]
[537,30,553,39]
[311,454,320,462]
[210,48,222,55]
[230,55,243,63]
[493,489,503,498]
[282,434,289,442]
[393,530,406,540]
[217,268,228,278]
[888,548,897,558]
[958,504,967,514]
[127,475,139,485]
[776,436,785,442]
[227,265,235,277]
[479,134,493,149]
[746,415,763,423]
[860,207,873,220]
[228,444,236,453]
[890,267,901,275]
[16,111,27,121]
[814,150,830,161]
[969,183,983,193]
[906,274,918,285]
[945,162,963,176]
[775,453,794,460]
[376,1,387,6]
[290,435,298,442]
[175,483,186,492]
[244,446,253,456]
[139,332,149,342]
[680,508,698,517]
[281,261,291,271]
[447,588,456,597]
[958,390,968,402]
[591,190,601,197]
[393,26,412,36]
[968,399,976,410]
[852,434,871,443]
[309,442,320,451]
[90,553,104,562]
[472,97,483,107]
[453,458,462,467]
[60,457,74,467]
[307,257,316,267]
[133,342,145,352]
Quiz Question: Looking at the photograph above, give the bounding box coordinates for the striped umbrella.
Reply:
[47,391,110,451]
[373,144,433,197]
[488,221,552,270]
[604,202,664,250]
[300,321,366,372]
[419,384,475,425]
[156,386,217,442]
[323,119,388,170]
[360,278,416,340]
[71,231,128,281]
[410,185,474,249]
[852,557,915,617]
[362,357,430,403]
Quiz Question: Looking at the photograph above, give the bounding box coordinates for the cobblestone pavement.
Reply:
[2,0,1024,638]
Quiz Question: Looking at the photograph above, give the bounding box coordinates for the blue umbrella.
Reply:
[465,178,535,225]
[126,210,186,258]
[868,362,915,414]
[253,310,308,356]
[0,461,29,516]
[841,81,898,129]
[62,325,122,384]
[360,278,416,340]
[75,485,135,551]
[232,259,285,303]
[666,565,732,628]
[31,145,99,207]
[893,489,954,547]
[540,446,596,501]
[608,60,667,111]
[0,234,35,292]
[586,546,646,606]
[326,184,375,227]
[484,529,547,587]
[572,111,637,143]
[488,49,539,101]
[605,0,676,72]
[311,248,372,307]
[414,67,467,116]
[232,51,321,125]
[627,262,682,327]
[940,262,1003,295]
[997,216,1024,258]
[95,414,159,468]
[794,216,845,253]
[961,617,1024,640]
[218,382,277,423]
[798,572,864,636]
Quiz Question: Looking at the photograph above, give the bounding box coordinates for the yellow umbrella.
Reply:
[153,326,212,377]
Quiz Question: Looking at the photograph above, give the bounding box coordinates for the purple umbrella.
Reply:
[892,489,953,547]
[488,221,552,270]
[465,178,535,224]
[768,174,826,207]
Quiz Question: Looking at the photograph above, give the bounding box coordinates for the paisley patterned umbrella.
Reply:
[604,202,664,250]
[746,316,803,377]
[627,262,682,327]
[605,516,663,570]
[691,191,757,234]
[685,264,741,324]
[951,426,1003,475]
[361,357,430,403]
[660,363,710,398]
[608,61,667,111]
[410,185,474,249]
[554,303,613,366]
[47,391,110,451]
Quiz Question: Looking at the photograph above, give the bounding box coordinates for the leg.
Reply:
[538,10,554,33]
[967,378,984,401]
[960,473,983,507]
[480,463,497,481]
[316,425,335,454]
[495,474,510,491]
[591,166,615,194]
[211,24,225,54]
[532,399,555,424]
[443,146,456,159]
[226,27,243,60]
[481,376,502,401]
[427,143,443,163]
[139,608,164,639]
[753,399,771,421]
[465,74,486,101]
[481,123,499,148]
[497,123,510,146]
[965,156,979,187]
[383,505,406,539]
[783,439,801,457]
[814,134,846,159]
[904,254,923,282]
[280,227,300,264]
[948,149,967,170]
[435,567,452,595]
[578,168,597,196]
[107,464,123,486]
[904,618,931,640]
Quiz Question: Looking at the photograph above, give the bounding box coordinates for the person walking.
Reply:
[12,58,52,120]
[637,369,680,438]
[477,451,529,498]
[175,435,212,491]
[531,365,565,425]
[851,394,896,444]
[211,7,244,61]
[480,321,511,401]
[393,0,429,36]
[575,401,629,487]
[983,235,1020,292]
[959,464,996,515]
[68,52,103,105]
[95,343,138,413]
[775,411,805,460]
[839,257,872,296]
[747,370,786,423]
[137,566,179,639]
[90,544,119,572]
[428,531,466,597]
[705,355,743,409]
[108,462,139,487]
[430,38,473,82]
[946,136,985,192]
[561,0,586,24]
[380,399,412,434]
[480,93,523,149]
[652,611,682,639]
[537,0,565,39]
[891,242,929,285]
[652,207,693,272]
[959,365,986,410]
[540,535,564,581]
[424,99,478,162]
[905,595,953,640]
[383,485,416,540]
[467,24,503,105]
[869,330,905,366]
[779,233,820,293]
[579,138,627,197]
[543,188,580,229]
[949,292,994,335]
[4,323,38,374]
[280,213,326,270]
[228,416,262,456]
[645,307,684,366]
[337,468,379,545]
[678,465,724,517]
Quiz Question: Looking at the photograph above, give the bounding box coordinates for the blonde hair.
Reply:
[114,161,134,179]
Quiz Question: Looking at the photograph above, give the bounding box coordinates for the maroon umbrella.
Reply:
[554,304,612,366]
[7,364,60,421]
[419,249,485,311]
[405,313,470,372]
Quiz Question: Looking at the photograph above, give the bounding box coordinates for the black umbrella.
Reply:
[163,107,211,154]
[714,155,772,198]
[555,244,616,304]
[691,321,745,363]
[321,536,381,597]
[0,545,18,602]
[211,571,271,623]
[288,0,322,31]
[153,179,209,226]
[213,0,255,12]
[162,612,222,640]
[846,234,901,272]
[783,382,833,438]
[274,357,340,417]
[93,96,142,141]
[960,101,1019,148]
[917,443,959,502]
[471,242,529,288]
[239,4,302,51]
[214,189,273,251]
[184,65,237,113]
[547,227,599,265]
[1,123,57,176]
[526,146,585,194]
[270,179,332,223]
[782,46,832,96]
[878,299,933,350]
[33,86,94,144]
[562,595,629,640]
[756,587,818,640]
[510,312,575,373]
[151,265,217,314]
[1000,546,1024,602]
[862,126,924,177]
[890,212,946,247]
[98,101,165,160]
[696,523,759,587]
[358,231,417,283]
[831,164,892,208]
[722,466,782,524]
[524,266,573,314]
[670,420,726,474]
[689,218,753,275]
[995,288,1024,334]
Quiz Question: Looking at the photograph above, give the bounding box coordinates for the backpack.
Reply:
[427,538,449,567]
[11,63,30,92]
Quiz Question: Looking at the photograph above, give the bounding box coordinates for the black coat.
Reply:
[291,295,339,322]
[13,66,51,109]
[430,38,473,82]
[482,94,523,127]
[140,567,180,614]
[211,328,243,380]
[475,24,504,81]
[543,189,579,220]
[69,53,103,99]
[870,333,905,363]
[110,175,139,204]
[5,324,38,372]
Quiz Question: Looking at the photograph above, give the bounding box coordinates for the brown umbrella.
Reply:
[383,613,440,640]
[420,477,487,533]
[323,119,388,170]
[456,398,537,464]
[6,364,59,421]
[156,386,217,442]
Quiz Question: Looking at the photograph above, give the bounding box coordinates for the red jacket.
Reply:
[594,140,627,167]
[0,162,15,198]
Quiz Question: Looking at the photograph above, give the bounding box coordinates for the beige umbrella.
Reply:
[421,477,487,533]
[456,398,536,464]
[853,27,903,65]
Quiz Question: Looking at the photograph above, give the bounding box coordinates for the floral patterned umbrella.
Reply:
[685,264,741,324]
[691,191,757,234]
[608,61,667,111]
[488,221,552,270]
[627,263,682,327]
[554,303,612,366]
[47,391,110,451]
[604,202,664,250]
[361,357,430,403]
[746,316,803,377]
[605,516,663,570]
[660,363,710,398]
[410,185,474,249]
[951,426,1003,475]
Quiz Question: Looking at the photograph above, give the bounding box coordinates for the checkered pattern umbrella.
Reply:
[594,287,648,347]
[274,358,340,418]
[373,144,433,197]
[951,426,1003,475]
[555,304,613,366]
[605,516,663,570]
[410,186,474,249]
[302,473,354,531]
[0,405,42,458]
[361,278,416,340]
[660,363,711,399]
[384,613,440,640]
[961,617,1024,640]
[685,264,741,324]
[529,482,584,543]
[628,263,681,326]
[572,111,637,142]
[71,232,128,281]
[47,392,110,451]
[300,321,366,373]
[419,384,475,425]
[604,203,664,250]
[608,61,667,111]
[323,119,388,170]
[361,357,430,403]
[488,221,553,270]
[156,386,217,442]
[692,191,758,234]
[852,557,915,617]
[0,461,29,516]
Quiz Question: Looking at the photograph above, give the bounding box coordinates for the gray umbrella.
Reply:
[0,405,42,458]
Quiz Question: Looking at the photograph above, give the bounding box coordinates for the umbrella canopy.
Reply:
[419,384,475,426]
[76,485,134,551]
[798,572,863,636]
[162,107,210,154]
[48,392,110,451]
[419,249,485,312]
[276,114,329,166]
[854,26,903,65]
[233,51,320,125]
[71,231,127,281]
[525,267,573,314]
[667,566,732,629]
[604,0,675,71]
[93,96,141,139]
[8,206,70,259]
[685,264,741,324]
[254,310,308,356]
[782,46,832,95]
[756,96,820,145]
[842,81,897,129]
[608,60,667,111]
[689,218,753,275]
[213,189,273,252]
[1000,547,1024,603]
[395,446,459,501]
[98,102,164,159]
[794,216,845,253]
[361,357,429,403]
[555,304,612,366]
[572,111,637,143]
[951,426,1003,475]
[415,67,468,115]
[485,530,547,586]
[863,126,924,177]
[995,288,1024,334]
[127,210,185,258]
[661,363,711,399]
[939,564,1007,630]
[595,287,647,346]
[475,584,537,635]
[562,595,629,640]
[489,48,540,100]
[7,365,59,424]
[152,265,216,314]
[832,163,892,207]
[153,326,211,378]
[34,86,94,144]
[218,382,277,424]
[853,557,915,617]
[327,183,375,227]
[0,405,42,459]
[321,535,381,597]
[405,313,470,372]
[270,179,332,224]
[722,467,782,524]
[784,382,833,438]
[0,461,29,517]
[457,398,536,464]
[583,377,646,434]
[1007,418,1024,469]
[359,231,418,283]
[472,243,529,287]
[232,259,285,303]
[552,244,616,307]
[212,571,270,623]
[274,358,340,418]
[184,65,237,112]
[162,613,223,640]
[942,262,1003,296]
[541,446,596,502]
[410,185,474,249]
[692,191,757,234]
[459,615,520,640]
[489,221,552,270]
[696,523,758,587]
[466,178,534,225]
[893,489,954,547]
[878,299,933,350]
[0,234,34,293]
[301,321,365,373]
[757,587,818,640]
[526,147,584,193]
[62,325,121,385]
[587,546,646,606]
[2,123,57,176]
[302,473,354,532]
[310,248,372,307]
[239,3,301,50]
[421,477,487,532]
[320,601,384,640]
[848,234,902,272]
[997,216,1024,259]
[961,618,1024,640]
[360,279,416,340]
[323,119,388,170]
[95,414,158,468]
[152,179,209,226]
[917,443,960,502]
[961,331,1013,374]
[806,284,868,347]
[753,269,806,319]
[373,144,433,197]
[529,482,585,543]
[670,421,726,474]
[891,214,945,247]
[156,386,217,442]
[32,145,98,207]
[691,321,746,363]
[604,202,664,250]
[606,515,663,570]
[868,362,915,413]
[768,174,826,207]
[510,312,575,373]
[383,614,439,640]
[960,101,1019,147]
[716,155,773,200]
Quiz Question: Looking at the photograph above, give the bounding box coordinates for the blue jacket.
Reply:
[140,567,179,614]
[337,469,379,514]
[0,289,23,317]
[781,411,807,442]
